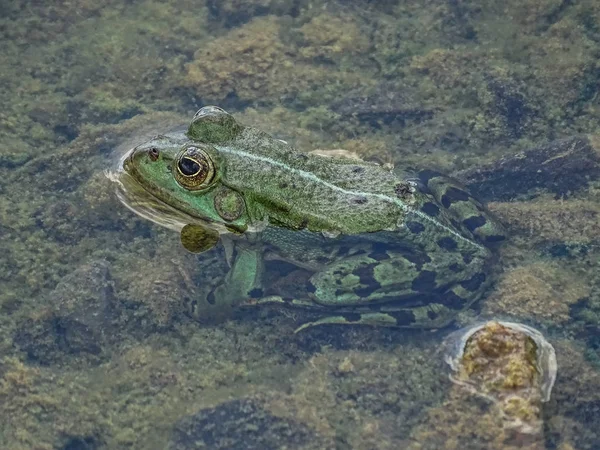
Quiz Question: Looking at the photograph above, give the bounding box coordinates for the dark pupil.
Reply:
[179,157,201,176]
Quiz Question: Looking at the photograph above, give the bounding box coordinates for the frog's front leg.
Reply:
[199,246,265,313]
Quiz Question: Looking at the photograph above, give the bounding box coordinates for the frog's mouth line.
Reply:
[106,168,198,233]
[105,148,217,233]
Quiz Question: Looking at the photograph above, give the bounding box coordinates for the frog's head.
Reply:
[121,107,249,243]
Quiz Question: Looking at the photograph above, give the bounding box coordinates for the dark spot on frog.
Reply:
[389,310,416,325]
[421,202,440,216]
[411,270,437,292]
[166,164,172,172]
[306,281,317,293]
[353,263,378,285]
[462,253,473,264]
[351,196,368,205]
[441,291,467,309]
[406,221,425,234]
[349,263,382,298]
[248,288,263,298]
[449,263,462,272]
[463,215,487,232]
[368,243,390,261]
[352,166,365,174]
[485,234,506,243]
[427,309,438,320]
[460,272,486,292]
[278,182,288,189]
[353,281,382,298]
[437,236,458,251]
[441,186,470,208]
[398,249,432,270]
[341,312,363,322]
[394,182,412,199]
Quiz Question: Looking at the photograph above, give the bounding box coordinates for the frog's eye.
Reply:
[187,106,241,143]
[174,145,216,190]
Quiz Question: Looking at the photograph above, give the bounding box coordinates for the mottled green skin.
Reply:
[122,107,505,329]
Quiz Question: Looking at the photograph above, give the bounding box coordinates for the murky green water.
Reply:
[1,1,600,449]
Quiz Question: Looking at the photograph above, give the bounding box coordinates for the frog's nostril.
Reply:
[148,147,160,161]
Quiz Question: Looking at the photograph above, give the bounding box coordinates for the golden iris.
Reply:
[174,145,216,190]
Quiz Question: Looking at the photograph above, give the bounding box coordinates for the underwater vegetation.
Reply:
[1,0,600,449]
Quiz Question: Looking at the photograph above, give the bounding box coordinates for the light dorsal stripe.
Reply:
[219,146,484,250]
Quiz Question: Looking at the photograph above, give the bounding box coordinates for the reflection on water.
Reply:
[1,1,600,449]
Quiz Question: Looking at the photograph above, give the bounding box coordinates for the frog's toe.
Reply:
[241,295,285,306]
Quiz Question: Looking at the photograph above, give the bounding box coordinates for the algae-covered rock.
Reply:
[488,197,600,247]
[330,81,435,129]
[49,260,115,355]
[184,14,372,106]
[482,263,590,325]
[207,0,302,26]
[168,397,327,450]
[407,321,556,450]
[13,260,115,363]
[457,135,600,202]
[445,322,556,403]
[286,343,448,449]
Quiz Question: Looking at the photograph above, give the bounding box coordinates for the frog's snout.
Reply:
[123,146,159,174]
[122,148,135,174]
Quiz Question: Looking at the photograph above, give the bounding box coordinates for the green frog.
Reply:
[115,106,505,331]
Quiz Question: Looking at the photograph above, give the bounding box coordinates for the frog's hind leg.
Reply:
[415,170,506,244]
[241,296,418,331]
[293,311,408,333]
[292,303,458,333]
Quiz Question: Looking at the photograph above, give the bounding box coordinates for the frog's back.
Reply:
[215,127,414,234]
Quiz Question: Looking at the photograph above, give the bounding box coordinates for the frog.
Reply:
[115,106,506,331]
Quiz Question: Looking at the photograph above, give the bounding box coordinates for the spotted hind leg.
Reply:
[416,170,506,245]
[241,295,475,333]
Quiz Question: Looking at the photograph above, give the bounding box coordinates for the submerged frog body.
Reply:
[116,106,505,330]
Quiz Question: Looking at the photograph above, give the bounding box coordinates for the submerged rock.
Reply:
[168,397,324,450]
[13,260,115,363]
[457,135,600,201]
[330,82,435,128]
[445,321,556,441]
[408,321,556,450]
[49,260,115,354]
